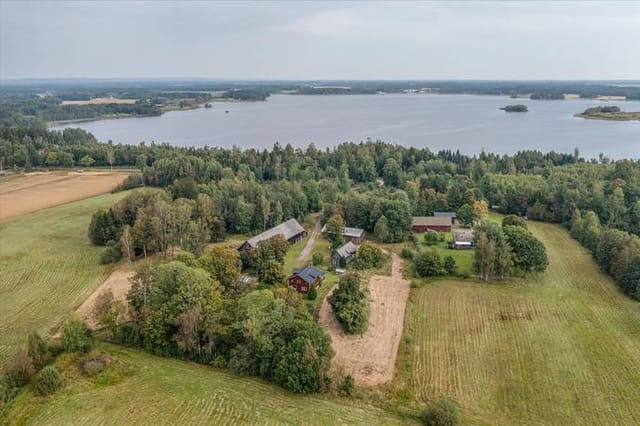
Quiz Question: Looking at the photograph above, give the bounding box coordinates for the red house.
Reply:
[288,265,326,293]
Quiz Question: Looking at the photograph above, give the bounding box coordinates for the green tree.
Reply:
[79,155,95,168]
[502,215,527,228]
[61,313,92,353]
[325,214,345,249]
[353,242,385,270]
[424,230,440,246]
[199,246,242,292]
[503,225,548,273]
[260,259,284,286]
[34,366,63,396]
[415,249,444,277]
[457,203,476,227]
[382,157,402,187]
[328,272,369,334]
[422,399,459,426]
[27,332,50,370]
[444,255,457,275]
[374,215,391,243]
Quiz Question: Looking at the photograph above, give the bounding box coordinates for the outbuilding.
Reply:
[434,211,457,225]
[452,229,474,249]
[411,216,452,233]
[332,241,358,267]
[239,218,306,253]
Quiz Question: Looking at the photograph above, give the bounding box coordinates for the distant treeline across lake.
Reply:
[52,94,640,159]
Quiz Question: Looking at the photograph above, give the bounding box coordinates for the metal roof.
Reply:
[453,230,474,243]
[291,265,326,285]
[245,218,304,248]
[344,227,364,238]
[434,212,457,218]
[335,241,358,258]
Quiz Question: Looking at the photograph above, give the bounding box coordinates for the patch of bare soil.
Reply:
[0,171,128,221]
[319,253,411,386]
[76,266,135,329]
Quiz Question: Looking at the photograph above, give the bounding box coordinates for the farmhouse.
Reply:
[411,216,452,233]
[452,229,474,249]
[333,241,358,267]
[434,211,457,224]
[238,218,306,252]
[321,225,366,244]
[289,265,326,293]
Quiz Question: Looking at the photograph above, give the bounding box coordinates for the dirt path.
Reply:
[319,253,411,386]
[76,265,135,329]
[296,222,320,266]
[0,171,129,221]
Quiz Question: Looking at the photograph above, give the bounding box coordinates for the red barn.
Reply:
[288,265,326,293]
[411,216,452,233]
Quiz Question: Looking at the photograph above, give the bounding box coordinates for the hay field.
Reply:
[5,345,412,425]
[404,221,640,424]
[0,192,127,360]
[0,171,129,221]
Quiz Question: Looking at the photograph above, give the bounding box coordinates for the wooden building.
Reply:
[321,225,366,245]
[239,218,306,253]
[452,229,474,249]
[434,211,457,225]
[288,265,326,293]
[411,216,452,233]
[332,241,358,267]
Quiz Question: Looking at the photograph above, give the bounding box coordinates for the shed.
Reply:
[321,225,366,245]
[452,230,474,249]
[411,216,452,233]
[239,218,306,252]
[332,241,358,267]
[434,211,457,225]
[288,265,326,293]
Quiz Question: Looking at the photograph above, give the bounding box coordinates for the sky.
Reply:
[1,1,639,80]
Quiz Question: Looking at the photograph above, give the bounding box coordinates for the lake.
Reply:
[51,94,640,159]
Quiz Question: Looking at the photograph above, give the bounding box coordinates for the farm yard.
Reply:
[402,220,640,424]
[320,254,411,386]
[0,192,127,361]
[5,345,412,425]
[0,171,130,221]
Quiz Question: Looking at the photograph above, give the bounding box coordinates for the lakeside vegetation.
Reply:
[575,105,640,121]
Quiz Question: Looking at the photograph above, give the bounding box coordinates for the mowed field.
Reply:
[404,220,640,424]
[5,345,411,425]
[0,171,129,221]
[0,192,127,360]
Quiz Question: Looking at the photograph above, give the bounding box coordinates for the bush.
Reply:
[422,399,459,426]
[100,240,122,264]
[307,286,318,301]
[502,215,527,228]
[415,249,444,277]
[424,230,440,246]
[34,366,63,396]
[2,349,35,389]
[61,314,92,353]
[79,353,111,377]
[328,273,369,334]
[28,332,50,370]
[312,252,324,266]
[113,173,144,192]
[354,242,385,270]
[400,247,414,260]
[444,256,457,275]
[339,374,355,396]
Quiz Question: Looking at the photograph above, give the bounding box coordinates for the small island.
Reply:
[575,105,640,121]
[500,104,528,112]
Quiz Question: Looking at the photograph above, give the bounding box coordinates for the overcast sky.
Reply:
[1,1,639,80]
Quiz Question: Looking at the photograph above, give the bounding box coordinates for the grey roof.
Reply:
[245,218,304,248]
[453,230,474,243]
[411,216,452,227]
[344,227,365,238]
[291,265,326,285]
[335,241,358,258]
[434,212,457,218]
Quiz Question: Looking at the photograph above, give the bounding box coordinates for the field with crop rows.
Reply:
[0,192,127,361]
[403,220,640,424]
[5,345,413,425]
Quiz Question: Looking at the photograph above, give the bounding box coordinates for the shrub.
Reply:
[61,314,92,353]
[400,247,414,260]
[415,249,444,277]
[328,272,369,334]
[354,242,385,270]
[2,349,35,389]
[34,366,63,396]
[100,240,122,264]
[424,230,440,246]
[502,215,527,228]
[79,353,111,377]
[113,173,144,192]
[339,374,355,396]
[307,286,318,301]
[444,256,457,275]
[422,399,459,426]
[312,252,324,266]
[28,332,50,370]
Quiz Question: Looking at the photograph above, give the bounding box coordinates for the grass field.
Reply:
[4,345,413,425]
[402,220,640,424]
[0,192,127,361]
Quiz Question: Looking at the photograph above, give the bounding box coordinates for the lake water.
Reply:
[52,94,640,159]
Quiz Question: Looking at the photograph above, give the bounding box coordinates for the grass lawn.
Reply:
[399,220,640,424]
[0,192,128,362]
[4,344,413,425]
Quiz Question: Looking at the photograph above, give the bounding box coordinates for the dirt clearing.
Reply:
[76,266,134,329]
[319,253,411,386]
[0,171,129,221]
